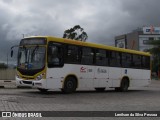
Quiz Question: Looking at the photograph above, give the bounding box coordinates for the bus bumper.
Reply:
[16,77,47,89]
[16,78,33,87]
[32,80,47,89]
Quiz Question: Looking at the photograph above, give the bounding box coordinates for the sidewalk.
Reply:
[0,80,16,88]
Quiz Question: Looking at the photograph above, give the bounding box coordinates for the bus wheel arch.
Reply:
[62,75,78,93]
[120,77,130,92]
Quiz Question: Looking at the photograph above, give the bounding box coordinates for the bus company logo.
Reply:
[80,67,87,73]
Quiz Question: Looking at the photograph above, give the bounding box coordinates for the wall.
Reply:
[0,69,16,80]
[126,31,139,50]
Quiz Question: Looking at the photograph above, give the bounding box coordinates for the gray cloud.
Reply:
[0,0,160,63]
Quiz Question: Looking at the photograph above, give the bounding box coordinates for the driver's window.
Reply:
[48,42,64,67]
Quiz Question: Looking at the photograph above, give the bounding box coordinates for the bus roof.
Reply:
[25,36,151,56]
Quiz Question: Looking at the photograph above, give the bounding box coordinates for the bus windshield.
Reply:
[17,46,46,70]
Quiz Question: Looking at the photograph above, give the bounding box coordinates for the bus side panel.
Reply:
[46,64,95,89]
[143,70,151,81]
[129,69,150,87]
[140,70,151,86]
[78,65,95,88]
[143,70,151,85]
[94,66,110,88]
[46,67,63,89]
[109,67,122,87]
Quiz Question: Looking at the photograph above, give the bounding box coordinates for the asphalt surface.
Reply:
[0,80,160,120]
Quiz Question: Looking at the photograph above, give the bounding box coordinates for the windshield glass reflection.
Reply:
[17,46,45,70]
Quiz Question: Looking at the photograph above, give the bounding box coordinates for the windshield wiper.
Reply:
[32,45,39,56]
[31,45,39,62]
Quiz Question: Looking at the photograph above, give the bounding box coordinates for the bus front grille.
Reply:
[22,81,32,85]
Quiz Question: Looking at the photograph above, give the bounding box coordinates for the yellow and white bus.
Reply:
[12,36,151,93]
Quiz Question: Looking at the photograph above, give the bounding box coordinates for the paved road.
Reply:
[0,80,160,120]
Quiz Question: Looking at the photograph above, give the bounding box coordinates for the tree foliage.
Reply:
[146,40,160,55]
[146,40,160,74]
[63,25,88,42]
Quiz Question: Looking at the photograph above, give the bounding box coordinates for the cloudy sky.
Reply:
[0,0,160,63]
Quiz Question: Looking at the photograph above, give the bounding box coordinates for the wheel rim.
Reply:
[63,77,77,93]
[67,81,73,89]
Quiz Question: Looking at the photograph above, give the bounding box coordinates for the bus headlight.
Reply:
[36,75,43,80]
[16,74,20,78]
[36,73,45,80]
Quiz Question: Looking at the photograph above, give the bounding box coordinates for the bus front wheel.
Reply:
[62,76,77,93]
[38,88,48,92]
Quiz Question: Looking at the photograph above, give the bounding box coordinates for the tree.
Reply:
[63,25,88,42]
[146,40,160,77]
[146,40,160,56]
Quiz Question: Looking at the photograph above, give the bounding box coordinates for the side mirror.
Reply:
[11,50,13,57]
[10,45,19,58]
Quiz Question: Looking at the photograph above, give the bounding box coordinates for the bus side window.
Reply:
[122,53,132,68]
[48,42,64,68]
[142,56,150,69]
[95,49,109,66]
[81,47,94,65]
[65,45,81,64]
[132,54,142,69]
[110,51,121,67]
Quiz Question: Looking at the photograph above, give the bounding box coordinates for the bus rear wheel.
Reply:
[62,76,77,93]
[115,87,121,91]
[120,78,129,92]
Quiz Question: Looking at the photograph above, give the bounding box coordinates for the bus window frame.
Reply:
[47,42,64,68]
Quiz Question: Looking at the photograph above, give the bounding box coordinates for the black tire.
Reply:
[95,88,105,92]
[38,88,48,92]
[115,87,121,92]
[62,76,77,93]
[120,78,129,92]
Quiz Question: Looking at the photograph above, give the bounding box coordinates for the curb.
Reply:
[0,80,16,88]
[0,80,32,89]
